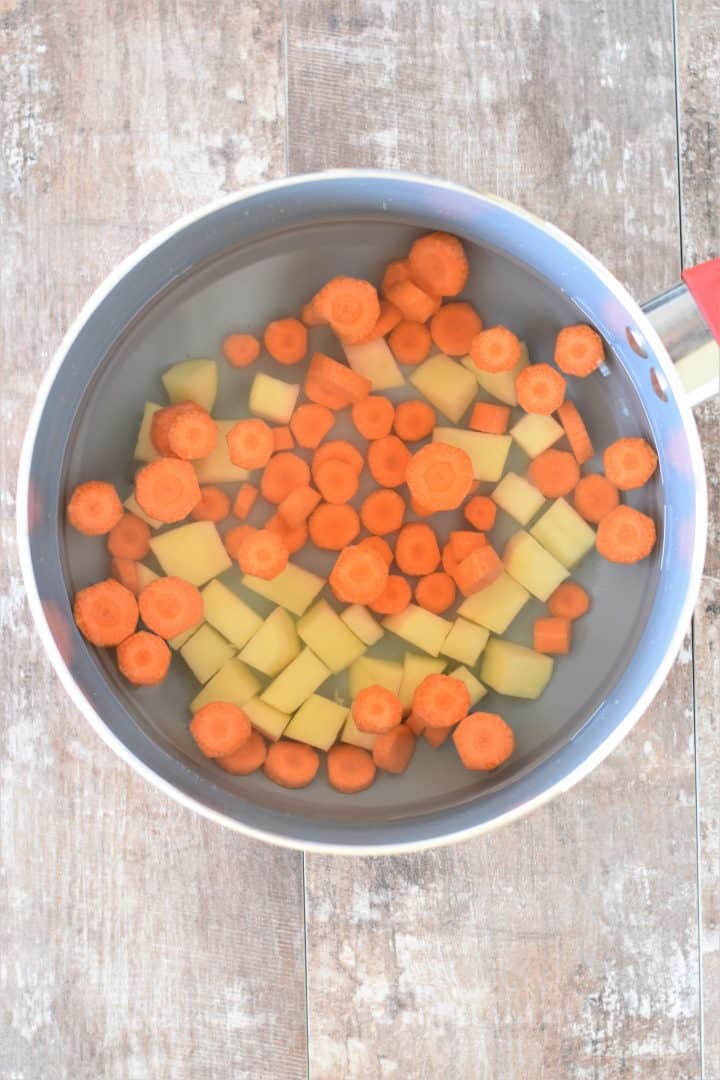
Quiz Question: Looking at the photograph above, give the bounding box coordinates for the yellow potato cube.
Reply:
[193,420,250,485]
[503,530,569,601]
[410,353,477,423]
[133,402,162,462]
[348,656,403,698]
[341,712,377,751]
[190,656,261,712]
[460,342,529,405]
[242,561,324,616]
[491,472,545,524]
[260,648,331,714]
[343,338,405,390]
[382,604,453,657]
[284,694,349,751]
[150,521,232,586]
[242,696,291,741]
[297,599,366,673]
[397,653,447,712]
[339,604,384,646]
[530,498,596,568]
[124,493,162,529]
[480,637,554,699]
[457,571,530,634]
[433,427,512,482]
[510,413,564,458]
[440,617,490,666]
[448,665,487,707]
[180,624,235,684]
[239,607,301,676]
[249,372,300,424]
[162,358,218,413]
[201,579,263,649]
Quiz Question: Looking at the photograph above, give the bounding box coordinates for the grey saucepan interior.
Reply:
[21,174,703,850]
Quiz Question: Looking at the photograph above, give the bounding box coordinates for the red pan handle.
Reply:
[682,257,720,344]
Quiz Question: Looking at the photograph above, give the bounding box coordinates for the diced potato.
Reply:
[133,402,162,462]
[491,472,545,525]
[239,606,301,676]
[124,493,162,529]
[150,521,232,586]
[343,338,405,390]
[397,653,447,712]
[457,571,530,634]
[249,372,300,424]
[480,637,554,699]
[162,358,218,413]
[242,696,291,741]
[193,420,250,485]
[510,413,563,458]
[180,624,235,684]
[460,342,529,405]
[284,694,349,751]
[190,656,261,712]
[242,561,325,616]
[341,712,377,751]
[440,617,490,666]
[340,604,384,646]
[382,604,453,657]
[201,579,263,649]
[260,647,330,713]
[433,427,512,482]
[297,599,366,673]
[135,563,160,590]
[410,353,477,423]
[448,665,487,706]
[503,530,569,601]
[168,621,202,651]
[530,498,596,568]
[348,656,403,698]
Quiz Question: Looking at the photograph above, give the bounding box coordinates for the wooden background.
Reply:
[1,1,717,1077]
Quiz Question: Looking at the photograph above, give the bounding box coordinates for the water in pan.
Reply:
[62,221,661,823]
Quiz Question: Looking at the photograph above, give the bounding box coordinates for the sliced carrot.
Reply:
[290,403,335,449]
[372,724,416,773]
[556,400,594,464]
[453,712,514,770]
[415,571,456,614]
[528,448,581,498]
[227,419,274,470]
[515,363,566,414]
[367,435,411,488]
[327,744,376,793]
[312,439,364,477]
[225,524,257,560]
[74,579,139,647]
[368,575,412,615]
[192,485,231,523]
[387,319,433,364]
[150,401,199,456]
[405,442,473,511]
[393,400,436,442]
[352,685,403,733]
[413,673,470,728]
[313,458,359,504]
[272,426,295,453]
[406,711,425,735]
[408,231,469,297]
[469,402,511,434]
[308,503,361,550]
[385,282,439,324]
[596,505,657,563]
[312,277,381,344]
[67,480,124,536]
[139,576,204,638]
[424,726,451,748]
[264,740,320,788]
[217,731,267,775]
[351,395,395,440]
[107,512,151,560]
[358,535,394,567]
[449,530,487,561]
[263,317,308,365]
[554,324,605,377]
[329,544,388,604]
[533,616,572,654]
[304,373,352,410]
[232,482,258,521]
[411,496,435,517]
[463,495,496,531]
[300,301,326,327]
[356,299,403,343]
[191,702,252,758]
[307,352,372,403]
[236,528,289,579]
[573,473,619,523]
[430,301,483,356]
[278,485,322,528]
[603,437,658,490]
[441,542,460,578]
[381,258,413,297]
[261,452,311,504]
[547,581,591,619]
[265,512,308,555]
[222,332,260,368]
[453,544,504,596]
[116,630,171,686]
[469,326,522,372]
[134,458,201,523]
[395,522,441,575]
[167,407,218,460]
[359,488,406,536]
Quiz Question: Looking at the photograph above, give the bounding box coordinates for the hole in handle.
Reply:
[626,327,648,357]
[650,367,669,402]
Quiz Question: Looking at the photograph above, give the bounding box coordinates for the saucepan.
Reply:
[16,171,719,853]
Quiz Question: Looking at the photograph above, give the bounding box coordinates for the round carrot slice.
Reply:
[327,744,376,794]
[359,489,405,536]
[312,277,381,343]
[329,545,388,604]
[393,400,436,442]
[191,702,252,758]
[167,408,218,460]
[313,459,360,504]
[596,505,657,563]
[261,452,311,504]
[394,522,441,575]
[352,685,403,733]
[117,630,171,686]
[74,579,139,647]
[367,435,411,488]
[430,301,483,355]
[406,442,473,511]
[150,401,200,456]
[263,317,308,365]
[222,332,260,368]
[67,480,124,536]
[106,512,151,560]
[351,395,395,440]
[139,576,203,638]
[554,324,605,377]
[236,528,289,579]
[602,437,658,490]
[134,458,201,523]
[528,449,581,498]
[515,363,566,414]
[308,503,360,550]
[547,581,591,619]
[573,474,619,523]
[453,712,515,770]
[264,740,320,788]
[368,575,411,615]
[408,232,469,297]
[412,674,470,728]
[415,572,456,614]
[217,731,267,775]
[469,326,522,372]
[227,419,274,470]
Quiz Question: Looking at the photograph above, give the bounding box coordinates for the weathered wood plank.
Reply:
[287,2,701,1076]
[0,4,307,1079]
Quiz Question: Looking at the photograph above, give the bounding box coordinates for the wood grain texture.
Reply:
[287,2,702,1076]
[0,4,308,1079]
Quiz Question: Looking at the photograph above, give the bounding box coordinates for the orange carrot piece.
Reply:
[405,442,473,511]
[222,332,261,368]
[554,324,605,377]
[226,419,274,470]
[393,400,436,442]
[351,395,395,440]
[304,373,353,410]
[372,724,416,773]
[515,363,566,414]
[441,542,459,578]
[359,488,406,536]
[352,685,404,733]
[116,630,171,686]
[314,458,360,505]
[110,557,140,595]
[312,439,364,477]
[463,494,497,531]
[394,522,441,575]
[358,535,394,567]
[264,740,320,788]
[191,702,252,758]
[387,319,433,364]
[74,578,139,648]
[139,576,204,638]
[355,299,403,343]
[290,403,335,449]
[406,711,425,735]
[312,277,381,344]
[327,744,376,793]
[528,448,581,498]
[415,571,456,614]
[449,530,487,561]
[453,712,515,770]
[424,726,451,748]
[308,503,361,550]
[300,300,326,327]
[603,437,658,490]
[469,326,522,372]
[533,616,572,654]
[430,301,483,355]
[547,581,591,620]
[368,575,411,615]
[469,402,511,435]
[232,482,259,521]
[134,458,201,523]
[217,731,267,775]
[192,485,231,523]
[408,231,469,297]
[411,496,435,517]
[573,473,619,523]
[224,524,257,560]
[272,426,295,453]
[107,512,151,560]
[596,505,657,563]
[381,258,413,297]
[236,527,288,579]
[453,544,504,597]
[167,408,218,461]
[67,480,124,536]
[265,512,308,555]
[261,452,311,504]
[277,485,322,528]
[307,351,372,403]
[367,435,411,488]
[150,401,200,456]
[263,317,308,365]
[556,400,594,464]
[413,673,470,728]
[385,281,439,324]
[329,545,388,604]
